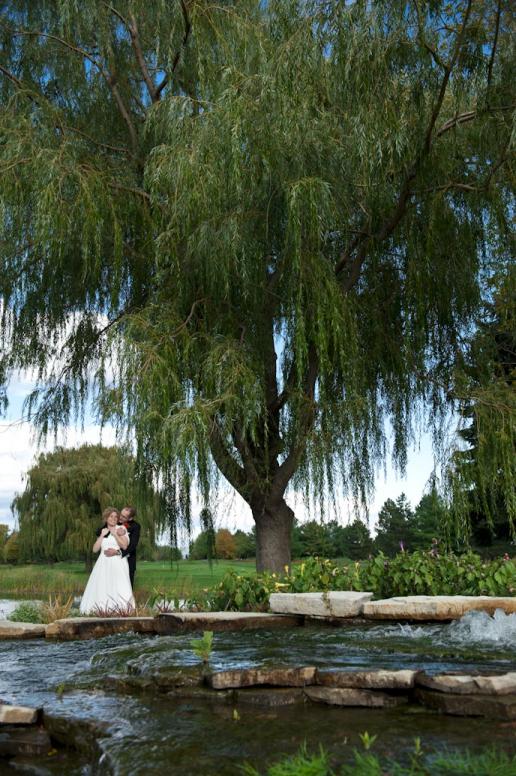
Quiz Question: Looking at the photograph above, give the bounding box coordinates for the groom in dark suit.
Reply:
[103,505,141,586]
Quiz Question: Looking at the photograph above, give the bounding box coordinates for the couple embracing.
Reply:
[79,506,140,615]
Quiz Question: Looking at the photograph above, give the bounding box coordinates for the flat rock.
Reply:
[155,611,302,634]
[234,688,305,706]
[209,666,316,690]
[45,616,157,640]
[0,705,39,725]
[416,672,516,696]
[316,669,417,690]
[415,688,516,719]
[363,596,516,621]
[269,592,373,618]
[0,726,51,757]
[305,686,408,708]
[0,620,46,639]
[43,713,108,758]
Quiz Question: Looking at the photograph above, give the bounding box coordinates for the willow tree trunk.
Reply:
[252,497,295,574]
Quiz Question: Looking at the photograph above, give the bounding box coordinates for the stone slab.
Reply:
[269,590,373,618]
[416,672,516,696]
[45,616,157,640]
[316,669,417,690]
[209,666,316,690]
[0,726,51,758]
[305,686,407,708]
[235,688,305,706]
[0,705,39,725]
[415,688,516,719]
[0,620,46,639]
[155,611,302,634]
[269,592,373,618]
[363,596,516,621]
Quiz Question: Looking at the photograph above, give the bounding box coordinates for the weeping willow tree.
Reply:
[0,1,514,571]
[12,445,159,569]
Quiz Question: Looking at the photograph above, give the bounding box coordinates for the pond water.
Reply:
[1,611,515,774]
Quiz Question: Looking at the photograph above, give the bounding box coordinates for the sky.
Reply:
[0,371,439,538]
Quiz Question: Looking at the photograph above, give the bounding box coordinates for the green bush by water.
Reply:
[192,551,516,611]
[7,602,42,623]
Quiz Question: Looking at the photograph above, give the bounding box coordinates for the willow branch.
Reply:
[8,29,139,150]
[128,12,158,102]
[156,0,192,97]
[336,0,473,292]
[487,0,502,90]
[209,420,248,495]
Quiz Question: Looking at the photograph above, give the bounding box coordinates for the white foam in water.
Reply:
[396,623,429,639]
[448,609,516,646]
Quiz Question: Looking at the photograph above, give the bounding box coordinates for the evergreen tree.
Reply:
[375,493,414,556]
[297,520,333,558]
[0,2,513,571]
[12,445,159,569]
[411,489,448,551]
[338,519,374,560]
[449,271,515,546]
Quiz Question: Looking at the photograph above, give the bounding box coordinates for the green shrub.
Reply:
[242,743,516,776]
[196,552,516,611]
[8,602,42,623]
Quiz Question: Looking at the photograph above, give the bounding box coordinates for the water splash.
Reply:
[447,609,516,646]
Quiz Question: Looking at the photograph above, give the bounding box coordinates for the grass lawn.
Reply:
[0,559,258,599]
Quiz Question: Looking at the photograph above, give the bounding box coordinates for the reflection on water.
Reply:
[0,612,515,774]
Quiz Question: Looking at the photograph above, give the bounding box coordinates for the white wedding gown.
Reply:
[80,530,135,614]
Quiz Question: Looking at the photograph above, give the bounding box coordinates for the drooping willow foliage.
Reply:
[12,445,160,567]
[0,1,514,569]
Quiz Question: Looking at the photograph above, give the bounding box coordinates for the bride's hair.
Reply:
[102,507,120,521]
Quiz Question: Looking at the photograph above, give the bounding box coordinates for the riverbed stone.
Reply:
[43,713,109,758]
[269,592,373,618]
[45,616,157,640]
[0,620,46,639]
[0,726,51,758]
[209,666,316,690]
[416,672,516,696]
[316,669,417,690]
[415,688,516,719]
[155,611,302,634]
[305,686,408,708]
[0,705,39,725]
[234,688,305,706]
[362,596,516,621]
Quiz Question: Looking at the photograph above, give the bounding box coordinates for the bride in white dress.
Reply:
[80,508,136,614]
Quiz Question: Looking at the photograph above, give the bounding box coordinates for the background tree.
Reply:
[375,494,414,556]
[448,271,515,550]
[0,1,514,571]
[333,520,374,560]
[214,528,237,560]
[12,445,160,569]
[296,520,334,558]
[0,524,9,562]
[3,530,19,564]
[410,489,448,551]
[233,529,256,560]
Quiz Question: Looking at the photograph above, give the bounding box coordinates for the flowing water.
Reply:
[1,611,515,774]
